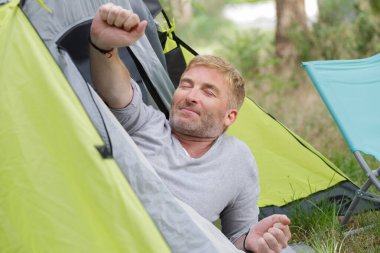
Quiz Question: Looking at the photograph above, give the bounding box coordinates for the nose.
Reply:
[185,88,200,104]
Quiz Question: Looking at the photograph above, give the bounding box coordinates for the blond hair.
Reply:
[183,55,246,109]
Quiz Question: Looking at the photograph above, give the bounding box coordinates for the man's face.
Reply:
[169,65,236,138]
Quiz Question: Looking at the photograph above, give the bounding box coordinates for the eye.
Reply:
[204,89,216,97]
[179,80,192,89]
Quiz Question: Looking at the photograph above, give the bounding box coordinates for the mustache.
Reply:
[175,101,200,114]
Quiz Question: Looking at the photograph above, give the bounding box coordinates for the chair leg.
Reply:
[342,152,380,225]
[341,179,372,225]
[354,152,380,190]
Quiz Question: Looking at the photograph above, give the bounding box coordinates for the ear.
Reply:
[223,109,238,128]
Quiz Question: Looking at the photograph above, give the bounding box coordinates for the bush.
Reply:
[216,30,276,80]
[291,0,380,61]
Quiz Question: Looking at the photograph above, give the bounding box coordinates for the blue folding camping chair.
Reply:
[303,53,380,225]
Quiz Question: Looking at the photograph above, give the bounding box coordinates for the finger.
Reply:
[273,223,292,241]
[106,5,123,25]
[277,214,291,225]
[268,227,288,248]
[257,237,275,253]
[124,20,148,45]
[268,215,291,226]
[114,9,132,28]
[123,13,140,31]
[99,3,114,21]
[113,7,128,28]
[133,20,148,36]
[263,232,281,253]
[253,214,291,234]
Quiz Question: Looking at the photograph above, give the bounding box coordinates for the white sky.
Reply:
[223,0,319,29]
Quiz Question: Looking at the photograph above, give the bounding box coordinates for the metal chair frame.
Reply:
[303,54,380,225]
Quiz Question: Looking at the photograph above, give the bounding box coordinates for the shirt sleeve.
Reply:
[109,79,170,158]
[220,152,260,243]
[110,79,158,135]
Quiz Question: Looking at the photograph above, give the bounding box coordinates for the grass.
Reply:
[290,202,380,252]
[290,200,346,253]
[245,58,380,253]
[173,3,380,252]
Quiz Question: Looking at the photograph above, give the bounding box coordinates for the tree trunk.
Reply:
[275,0,308,78]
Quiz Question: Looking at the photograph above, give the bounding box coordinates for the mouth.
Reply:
[178,106,200,116]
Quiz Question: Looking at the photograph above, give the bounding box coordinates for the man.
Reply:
[89,3,291,253]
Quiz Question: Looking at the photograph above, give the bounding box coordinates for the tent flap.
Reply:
[0,1,170,252]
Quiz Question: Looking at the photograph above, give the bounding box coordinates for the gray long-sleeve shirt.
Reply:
[111,80,260,242]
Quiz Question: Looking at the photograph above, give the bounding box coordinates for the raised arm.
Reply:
[89,3,147,109]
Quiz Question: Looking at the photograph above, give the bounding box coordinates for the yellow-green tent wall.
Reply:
[0,1,170,252]
[228,98,348,207]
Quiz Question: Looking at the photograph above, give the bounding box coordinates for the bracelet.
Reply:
[89,37,114,58]
[243,230,254,253]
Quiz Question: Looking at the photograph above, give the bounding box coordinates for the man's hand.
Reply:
[89,3,146,108]
[245,214,291,253]
[90,3,147,51]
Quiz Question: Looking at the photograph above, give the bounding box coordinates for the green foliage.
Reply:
[330,152,363,183]
[224,0,264,3]
[173,0,236,50]
[160,0,173,17]
[330,151,380,192]
[178,14,233,46]
[290,0,380,61]
[192,0,225,16]
[369,0,380,14]
[318,0,356,24]
[216,30,277,80]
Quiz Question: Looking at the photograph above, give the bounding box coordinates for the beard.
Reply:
[169,102,226,138]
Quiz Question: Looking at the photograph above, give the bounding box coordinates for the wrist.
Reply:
[243,230,254,253]
[89,37,114,58]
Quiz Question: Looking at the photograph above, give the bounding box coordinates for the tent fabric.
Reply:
[303,54,380,161]
[229,99,379,216]
[18,0,245,252]
[227,98,349,207]
[0,1,170,252]
[258,181,370,218]
[23,0,174,110]
[27,0,375,219]
[3,0,377,252]
[157,9,199,87]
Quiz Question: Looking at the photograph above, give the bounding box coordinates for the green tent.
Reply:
[0,0,246,252]
[0,0,169,251]
[1,0,377,252]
